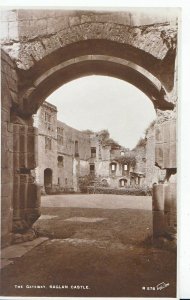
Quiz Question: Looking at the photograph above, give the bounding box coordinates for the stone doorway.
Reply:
[44,168,53,193]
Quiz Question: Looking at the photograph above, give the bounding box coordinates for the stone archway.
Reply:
[44,168,53,193]
[1,9,178,246]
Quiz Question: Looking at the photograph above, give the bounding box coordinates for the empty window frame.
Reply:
[90,164,95,175]
[57,155,64,167]
[75,140,79,157]
[91,147,96,158]
[110,163,117,172]
[57,127,64,145]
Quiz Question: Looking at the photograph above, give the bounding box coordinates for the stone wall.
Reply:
[34,102,91,192]
[1,9,178,245]
[1,51,15,247]
[1,50,41,246]
[1,9,177,70]
[1,9,178,119]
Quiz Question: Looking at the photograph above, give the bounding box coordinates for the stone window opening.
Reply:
[45,137,51,150]
[121,151,125,156]
[57,127,64,145]
[90,164,95,175]
[44,168,53,192]
[57,155,64,167]
[119,178,127,188]
[91,147,96,158]
[122,163,128,175]
[45,112,51,130]
[110,162,117,174]
[45,112,51,123]
[75,140,79,157]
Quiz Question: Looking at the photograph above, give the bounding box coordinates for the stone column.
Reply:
[153,119,177,241]
[12,123,41,233]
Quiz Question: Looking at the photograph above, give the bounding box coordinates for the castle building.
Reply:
[34,101,162,194]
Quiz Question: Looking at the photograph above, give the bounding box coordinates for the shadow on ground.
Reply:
[0,206,176,297]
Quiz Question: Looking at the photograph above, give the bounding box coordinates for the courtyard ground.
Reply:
[0,194,176,297]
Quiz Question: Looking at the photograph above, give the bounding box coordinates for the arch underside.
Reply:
[16,39,176,116]
[21,59,174,116]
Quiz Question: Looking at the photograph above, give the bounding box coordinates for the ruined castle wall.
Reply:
[35,103,58,188]
[145,127,159,186]
[1,9,177,73]
[34,104,91,191]
[57,121,91,160]
[96,161,110,177]
[133,145,146,174]
[1,51,15,247]
[79,160,90,177]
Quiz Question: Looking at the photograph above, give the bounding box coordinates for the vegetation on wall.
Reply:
[114,152,136,167]
[135,137,147,148]
[98,130,120,148]
[144,119,156,135]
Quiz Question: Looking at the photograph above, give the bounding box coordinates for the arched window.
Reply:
[57,155,64,167]
[122,163,128,175]
[110,162,117,174]
[119,178,127,187]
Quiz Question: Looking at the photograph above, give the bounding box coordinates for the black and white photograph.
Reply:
[0,1,188,299]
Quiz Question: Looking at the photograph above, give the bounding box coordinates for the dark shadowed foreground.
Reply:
[0,195,176,297]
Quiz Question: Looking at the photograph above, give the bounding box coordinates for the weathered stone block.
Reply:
[19,133,27,152]
[1,196,13,247]
[1,168,13,184]
[165,211,177,235]
[13,175,20,210]
[165,183,177,212]
[27,134,35,152]
[155,144,164,168]
[27,183,41,208]
[168,142,176,168]
[1,151,12,169]
[19,183,27,209]
[69,16,81,27]
[1,182,13,197]
[42,35,62,55]
[1,194,13,213]
[155,120,176,169]
[32,19,47,36]
[19,153,27,168]
[13,208,23,221]
[27,153,36,169]
[13,153,20,171]
[152,183,165,211]
[1,109,10,123]
[25,208,41,227]
[153,210,166,238]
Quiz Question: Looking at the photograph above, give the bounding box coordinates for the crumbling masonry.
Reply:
[34,101,163,194]
[1,9,178,247]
